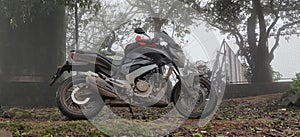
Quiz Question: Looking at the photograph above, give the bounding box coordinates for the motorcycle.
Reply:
[50,28,217,119]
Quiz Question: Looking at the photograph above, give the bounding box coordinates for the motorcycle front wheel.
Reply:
[173,76,217,119]
[56,75,104,120]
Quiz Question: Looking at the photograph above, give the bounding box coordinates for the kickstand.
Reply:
[128,105,134,118]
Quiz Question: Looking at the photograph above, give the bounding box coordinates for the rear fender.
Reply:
[49,61,94,86]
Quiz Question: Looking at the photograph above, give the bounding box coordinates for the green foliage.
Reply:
[0,0,63,26]
[242,59,283,82]
[65,0,101,12]
[0,0,101,27]
[66,0,203,51]
[192,133,203,137]
[126,0,201,43]
[272,69,282,82]
[291,73,300,93]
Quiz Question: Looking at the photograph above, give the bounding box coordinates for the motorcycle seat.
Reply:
[96,55,123,66]
[73,50,124,66]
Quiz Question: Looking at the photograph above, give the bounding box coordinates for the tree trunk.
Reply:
[152,17,165,32]
[252,44,273,83]
[0,1,66,107]
[246,0,273,84]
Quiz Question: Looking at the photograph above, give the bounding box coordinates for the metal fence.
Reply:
[220,40,248,84]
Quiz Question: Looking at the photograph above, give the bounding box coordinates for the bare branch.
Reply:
[269,19,300,60]
[247,12,258,48]
[126,0,155,15]
[164,1,180,19]
[178,0,204,14]
[207,17,244,51]
[206,22,231,33]
[232,33,254,70]
[269,32,300,36]
[266,0,282,36]
[232,33,243,49]
[139,0,155,14]
[253,0,267,47]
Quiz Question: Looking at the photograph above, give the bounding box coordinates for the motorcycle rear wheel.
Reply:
[56,75,104,120]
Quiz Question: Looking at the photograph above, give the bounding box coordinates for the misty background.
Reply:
[190,26,299,79]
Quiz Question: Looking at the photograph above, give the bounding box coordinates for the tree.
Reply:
[182,0,300,83]
[126,0,200,37]
[65,0,137,52]
[0,0,66,106]
[0,0,103,106]
[0,0,102,75]
[67,0,205,54]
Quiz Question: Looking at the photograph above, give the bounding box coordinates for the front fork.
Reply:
[170,64,206,103]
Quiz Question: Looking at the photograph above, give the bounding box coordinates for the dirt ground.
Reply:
[0,93,299,137]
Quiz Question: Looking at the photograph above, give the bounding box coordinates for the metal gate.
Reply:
[220,40,248,84]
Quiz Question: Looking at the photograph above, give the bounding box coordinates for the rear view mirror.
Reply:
[134,28,145,34]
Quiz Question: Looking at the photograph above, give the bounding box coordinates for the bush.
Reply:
[291,73,300,93]
[272,70,282,82]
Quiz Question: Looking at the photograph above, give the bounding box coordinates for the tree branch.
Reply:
[232,33,248,57]
[253,0,267,47]
[247,11,258,48]
[266,0,282,36]
[232,33,254,71]
[216,17,245,46]
[178,0,204,14]
[164,1,180,19]
[269,19,300,61]
[205,15,245,53]
[126,0,155,15]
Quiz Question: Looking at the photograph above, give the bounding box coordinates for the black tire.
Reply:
[56,75,104,120]
[173,76,217,119]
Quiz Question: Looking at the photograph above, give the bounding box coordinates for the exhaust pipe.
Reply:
[86,76,118,98]
[85,76,169,107]
[107,99,168,107]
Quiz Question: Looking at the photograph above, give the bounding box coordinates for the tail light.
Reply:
[135,35,157,48]
[135,36,142,41]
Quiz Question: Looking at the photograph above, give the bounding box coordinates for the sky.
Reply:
[271,36,300,78]
[183,24,300,79]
